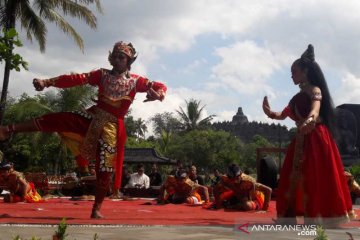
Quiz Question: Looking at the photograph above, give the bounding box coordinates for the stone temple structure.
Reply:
[232,107,249,125]
[212,107,291,145]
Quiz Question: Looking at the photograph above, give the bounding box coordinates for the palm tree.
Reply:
[134,118,148,140]
[159,129,172,155]
[150,112,182,137]
[0,0,103,123]
[176,98,215,131]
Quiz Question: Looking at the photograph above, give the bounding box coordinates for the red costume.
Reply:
[214,174,266,210]
[0,41,166,218]
[161,175,202,204]
[1,171,43,203]
[276,91,353,223]
[33,69,166,190]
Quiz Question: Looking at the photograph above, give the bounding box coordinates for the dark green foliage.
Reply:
[151,112,182,136]
[165,129,242,172]
[2,87,94,173]
[349,162,360,184]
[54,218,68,240]
[0,28,28,71]
[176,99,215,131]
[240,135,274,173]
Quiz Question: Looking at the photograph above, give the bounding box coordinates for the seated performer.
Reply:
[157,168,211,207]
[0,162,43,203]
[345,171,360,197]
[212,163,272,211]
[149,163,162,187]
[188,165,204,185]
[211,169,222,187]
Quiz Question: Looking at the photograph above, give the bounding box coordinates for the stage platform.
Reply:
[0,197,360,239]
[1,197,360,226]
[0,197,276,226]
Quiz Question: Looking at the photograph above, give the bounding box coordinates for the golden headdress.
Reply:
[109,41,137,64]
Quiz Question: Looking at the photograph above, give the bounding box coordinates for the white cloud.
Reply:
[213,110,236,122]
[179,59,207,74]
[334,73,360,105]
[1,0,360,133]
[211,41,285,94]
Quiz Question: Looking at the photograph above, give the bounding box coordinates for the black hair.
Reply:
[227,163,242,178]
[293,44,337,137]
[0,162,12,170]
[175,168,188,179]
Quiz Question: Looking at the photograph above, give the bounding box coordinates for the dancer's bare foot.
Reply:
[0,126,11,141]
[90,210,104,219]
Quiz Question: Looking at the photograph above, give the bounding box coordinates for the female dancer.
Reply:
[263,44,353,226]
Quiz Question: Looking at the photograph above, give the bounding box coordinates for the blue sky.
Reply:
[3,0,360,133]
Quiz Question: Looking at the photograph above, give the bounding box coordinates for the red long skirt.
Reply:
[276,124,352,220]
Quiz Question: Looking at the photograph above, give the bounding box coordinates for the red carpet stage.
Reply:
[0,197,359,227]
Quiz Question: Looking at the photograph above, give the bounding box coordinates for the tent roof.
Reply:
[124,148,176,165]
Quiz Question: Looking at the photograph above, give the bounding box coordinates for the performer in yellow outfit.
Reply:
[158,168,211,207]
[0,163,42,203]
[212,163,272,211]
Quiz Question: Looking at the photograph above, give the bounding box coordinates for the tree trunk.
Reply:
[0,10,17,124]
[0,61,11,124]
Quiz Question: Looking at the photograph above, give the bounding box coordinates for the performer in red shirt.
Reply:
[212,163,272,211]
[0,162,43,203]
[0,41,167,218]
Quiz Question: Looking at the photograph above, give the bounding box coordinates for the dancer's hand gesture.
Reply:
[144,88,165,102]
[33,79,46,91]
[262,96,272,117]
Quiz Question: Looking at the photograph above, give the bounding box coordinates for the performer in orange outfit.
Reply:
[212,163,272,211]
[0,41,167,218]
[345,171,360,198]
[262,44,353,226]
[0,162,43,203]
[158,168,211,206]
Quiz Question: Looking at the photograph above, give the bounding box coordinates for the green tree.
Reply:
[240,135,273,173]
[0,28,28,71]
[150,112,182,155]
[125,110,150,141]
[176,99,215,131]
[134,118,147,140]
[0,0,103,123]
[125,113,137,138]
[125,136,158,149]
[151,112,182,137]
[158,129,172,155]
[166,129,242,172]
